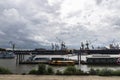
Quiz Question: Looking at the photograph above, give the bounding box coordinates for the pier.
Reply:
[14,50,74,65]
[5,49,120,65]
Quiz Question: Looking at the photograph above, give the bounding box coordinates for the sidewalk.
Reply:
[0,75,119,80]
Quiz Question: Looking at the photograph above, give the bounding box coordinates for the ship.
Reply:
[49,57,75,66]
[0,51,15,59]
[84,54,120,65]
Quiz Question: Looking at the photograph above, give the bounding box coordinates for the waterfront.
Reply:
[0,54,120,74]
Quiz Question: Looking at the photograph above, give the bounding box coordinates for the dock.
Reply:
[11,49,120,65]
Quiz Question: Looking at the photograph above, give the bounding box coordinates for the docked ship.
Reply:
[0,51,15,59]
[49,57,75,66]
[21,54,76,65]
[85,54,120,65]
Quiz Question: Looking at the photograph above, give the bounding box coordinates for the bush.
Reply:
[63,66,77,75]
[46,66,54,75]
[0,67,12,74]
[89,68,99,75]
[98,69,113,76]
[56,70,63,75]
[111,70,120,76]
[29,69,38,74]
[28,64,120,76]
[63,66,88,75]
[29,64,47,75]
[37,64,47,74]
[21,73,26,75]
[29,64,55,75]
[75,69,87,75]
[88,68,120,76]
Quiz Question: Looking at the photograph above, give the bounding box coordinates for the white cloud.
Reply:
[0,0,120,49]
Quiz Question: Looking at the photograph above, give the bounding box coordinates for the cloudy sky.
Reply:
[0,0,120,49]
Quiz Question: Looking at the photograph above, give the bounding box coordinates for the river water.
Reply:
[0,54,120,74]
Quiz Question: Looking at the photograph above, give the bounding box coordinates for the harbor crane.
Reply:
[56,37,66,50]
[51,43,54,50]
[9,41,15,52]
[110,39,119,49]
[85,40,89,50]
[81,39,97,50]
[81,42,84,50]
[89,39,97,49]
